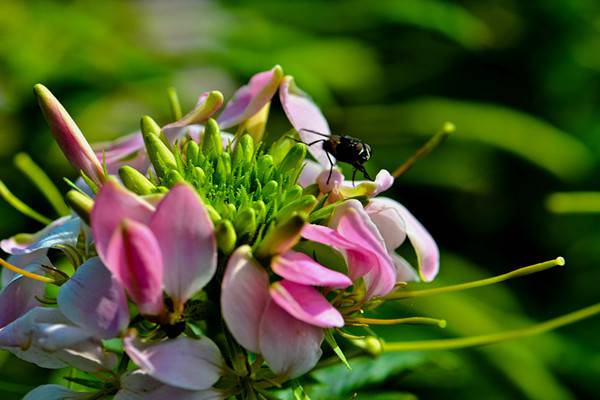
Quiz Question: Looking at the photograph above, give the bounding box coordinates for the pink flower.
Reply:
[90,181,217,315]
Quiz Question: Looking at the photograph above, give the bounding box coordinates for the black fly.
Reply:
[297,128,373,185]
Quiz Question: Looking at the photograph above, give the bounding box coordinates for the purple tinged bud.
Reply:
[33,84,105,186]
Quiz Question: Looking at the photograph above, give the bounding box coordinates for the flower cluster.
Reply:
[0,66,440,399]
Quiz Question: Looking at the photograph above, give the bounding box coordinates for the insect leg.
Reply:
[355,164,373,181]
[351,168,357,187]
[325,151,335,184]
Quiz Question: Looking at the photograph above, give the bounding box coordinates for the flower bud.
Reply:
[277,194,317,220]
[269,130,295,164]
[279,143,306,174]
[253,200,267,221]
[141,116,177,178]
[256,213,306,258]
[65,190,93,224]
[262,180,279,200]
[202,118,222,157]
[234,208,257,237]
[284,184,303,203]
[119,166,155,195]
[194,167,206,186]
[237,134,254,163]
[257,154,274,182]
[165,170,185,187]
[34,84,105,186]
[185,140,200,164]
[215,219,237,254]
[350,336,384,356]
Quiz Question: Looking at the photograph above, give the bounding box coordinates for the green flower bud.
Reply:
[256,213,306,258]
[302,183,320,197]
[257,154,274,182]
[279,143,306,174]
[215,219,237,254]
[119,166,155,195]
[262,180,279,200]
[253,200,267,222]
[277,194,317,220]
[202,118,222,157]
[214,156,227,186]
[221,153,232,176]
[165,170,185,187]
[234,208,257,237]
[186,140,200,164]
[205,204,221,223]
[238,134,254,163]
[283,184,303,203]
[193,167,206,186]
[141,116,177,178]
[65,190,93,225]
[269,129,295,165]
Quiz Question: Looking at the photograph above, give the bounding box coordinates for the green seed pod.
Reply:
[279,143,306,174]
[119,166,155,195]
[202,118,222,157]
[65,190,93,225]
[256,213,306,258]
[215,219,237,254]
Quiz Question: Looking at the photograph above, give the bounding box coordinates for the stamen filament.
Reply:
[0,258,55,283]
[546,191,600,213]
[0,179,52,225]
[350,317,447,328]
[385,257,564,300]
[14,153,70,216]
[383,302,600,352]
[167,87,183,121]
[392,122,455,178]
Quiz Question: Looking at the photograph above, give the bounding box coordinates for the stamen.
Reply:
[0,179,52,225]
[546,191,600,213]
[392,122,455,178]
[14,153,70,216]
[385,257,565,300]
[167,87,183,121]
[383,302,600,352]
[348,317,447,328]
[0,258,55,283]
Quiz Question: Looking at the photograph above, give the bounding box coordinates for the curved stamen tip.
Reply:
[438,319,448,328]
[442,122,456,134]
[0,257,55,284]
[555,256,566,266]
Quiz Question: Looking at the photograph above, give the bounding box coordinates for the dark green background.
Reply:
[0,1,599,399]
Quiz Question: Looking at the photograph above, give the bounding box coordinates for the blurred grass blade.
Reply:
[546,192,600,213]
[14,153,70,216]
[343,98,595,181]
[0,179,52,224]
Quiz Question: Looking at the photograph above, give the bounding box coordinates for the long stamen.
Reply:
[0,258,55,283]
[167,87,183,121]
[392,122,455,178]
[383,302,600,352]
[385,257,564,300]
[349,317,447,328]
[546,191,600,213]
[0,179,52,225]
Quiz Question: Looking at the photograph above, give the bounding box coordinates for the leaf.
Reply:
[341,97,594,181]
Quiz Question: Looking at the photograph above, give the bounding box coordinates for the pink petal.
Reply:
[272,251,351,289]
[93,132,148,174]
[34,84,105,186]
[391,253,419,282]
[106,220,164,315]
[1,216,80,256]
[0,264,46,328]
[377,198,439,281]
[24,384,89,400]
[0,307,117,371]
[163,91,224,139]
[221,246,269,353]
[298,160,325,187]
[91,181,154,261]
[317,169,344,193]
[218,66,283,129]
[58,257,129,339]
[279,75,333,167]
[365,198,407,252]
[149,184,216,305]
[301,224,356,251]
[270,280,344,328]
[124,335,223,391]
[259,299,323,378]
[117,371,226,400]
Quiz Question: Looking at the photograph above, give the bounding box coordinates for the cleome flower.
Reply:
[0,66,590,400]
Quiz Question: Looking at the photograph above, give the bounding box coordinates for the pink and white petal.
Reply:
[270,280,344,328]
[0,264,46,328]
[91,181,154,260]
[272,251,351,289]
[58,257,129,339]
[106,220,164,316]
[392,253,419,282]
[117,371,226,400]
[0,307,117,371]
[24,384,89,400]
[301,224,356,251]
[317,168,344,194]
[330,200,387,255]
[218,66,283,129]
[94,131,146,174]
[376,198,439,282]
[149,184,216,305]
[279,75,333,167]
[259,299,324,379]
[1,216,80,256]
[298,160,326,188]
[342,169,394,197]
[365,198,407,252]
[221,246,269,353]
[124,335,223,391]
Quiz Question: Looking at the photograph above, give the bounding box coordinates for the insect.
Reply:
[297,128,373,185]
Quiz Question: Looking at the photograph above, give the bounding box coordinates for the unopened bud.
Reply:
[256,213,306,258]
[234,208,257,237]
[277,194,317,220]
[65,190,93,224]
[202,118,222,157]
[279,143,306,173]
[257,154,275,182]
[119,166,155,195]
[185,140,200,164]
[350,336,384,356]
[215,219,237,254]
[141,116,177,178]
[262,180,279,200]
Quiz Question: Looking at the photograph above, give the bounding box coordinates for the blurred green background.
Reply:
[1,1,599,399]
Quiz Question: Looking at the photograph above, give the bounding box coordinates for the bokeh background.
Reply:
[1,1,600,399]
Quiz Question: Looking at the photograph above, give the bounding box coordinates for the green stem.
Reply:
[351,317,446,328]
[14,153,70,216]
[392,122,455,178]
[167,87,183,121]
[0,179,52,224]
[384,302,600,352]
[385,257,564,300]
